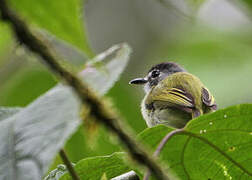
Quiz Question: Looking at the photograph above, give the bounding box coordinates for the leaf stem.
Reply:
[0,1,170,180]
[182,131,252,176]
[143,128,184,180]
[59,149,80,180]
[153,128,185,157]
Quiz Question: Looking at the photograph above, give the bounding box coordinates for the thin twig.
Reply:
[59,149,80,180]
[0,1,170,180]
[143,128,184,180]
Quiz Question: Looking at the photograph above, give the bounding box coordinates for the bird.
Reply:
[129,62,217,128]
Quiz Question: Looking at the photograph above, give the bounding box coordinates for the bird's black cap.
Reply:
[148,62,186,73]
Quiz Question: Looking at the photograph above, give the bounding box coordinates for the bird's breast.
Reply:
[141,94,191,128]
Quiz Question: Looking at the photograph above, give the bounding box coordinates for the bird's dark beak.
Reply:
[129,78,148,85]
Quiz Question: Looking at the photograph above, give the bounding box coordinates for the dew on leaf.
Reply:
[200,129,207,134]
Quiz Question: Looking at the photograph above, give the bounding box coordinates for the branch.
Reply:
[0,1,170,180]
[144,128,184,180]
[59,149,80,180]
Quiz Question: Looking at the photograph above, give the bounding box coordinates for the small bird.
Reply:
[129,62,217,128]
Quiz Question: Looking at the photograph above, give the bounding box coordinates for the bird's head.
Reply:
[129,62,186,93]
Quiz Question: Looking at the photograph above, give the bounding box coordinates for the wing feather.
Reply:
[151,87,195,108]
[202,87,217,110]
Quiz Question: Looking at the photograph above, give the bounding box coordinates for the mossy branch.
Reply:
[0,1,170,179]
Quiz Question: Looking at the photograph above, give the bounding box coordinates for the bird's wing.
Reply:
[202,87,217,110]
[151,87,195,108]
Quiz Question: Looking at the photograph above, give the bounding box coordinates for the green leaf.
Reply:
[60,152,131,180]
[138,104,252,179]
[0,43,131,180]
[9,0,93,57]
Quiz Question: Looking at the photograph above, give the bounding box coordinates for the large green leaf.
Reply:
[9,0,93,57]
[0,43,131,180]
[60,152,132,180]
[138,104,252,179]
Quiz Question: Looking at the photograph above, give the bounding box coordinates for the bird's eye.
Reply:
[151,70,160,78]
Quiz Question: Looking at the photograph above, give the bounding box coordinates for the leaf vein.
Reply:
[180,132,252,176]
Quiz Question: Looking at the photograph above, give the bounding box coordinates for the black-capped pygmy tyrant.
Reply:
[129,62,217,128]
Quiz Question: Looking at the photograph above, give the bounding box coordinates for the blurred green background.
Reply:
[1,0,252,165]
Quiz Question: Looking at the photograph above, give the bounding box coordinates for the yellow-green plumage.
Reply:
[141,72,216,128]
